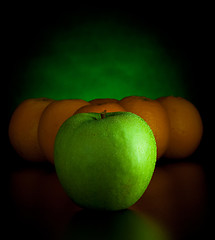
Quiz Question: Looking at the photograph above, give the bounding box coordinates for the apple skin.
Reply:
[54,112,157,211]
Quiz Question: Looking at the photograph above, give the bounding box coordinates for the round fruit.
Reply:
[54,112,157,210]
[157,96,203,158]
[8,98,54,161]
[89,98,118,104]
[73,102,125,115]
[38,99,90,163]
[119,96,170,159]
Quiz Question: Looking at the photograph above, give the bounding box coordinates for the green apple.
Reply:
[54,111,157,211]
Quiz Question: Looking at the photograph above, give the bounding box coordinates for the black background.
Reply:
[6,3,213,116]
[5,2,213,239]
[6,3,213,172]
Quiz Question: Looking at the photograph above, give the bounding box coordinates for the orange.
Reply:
[157,96,203,158]
[119,96,170,159]
[89,98,118,105]
[38,99,90,163]
[73,102,126,115]
[8,98,54,161]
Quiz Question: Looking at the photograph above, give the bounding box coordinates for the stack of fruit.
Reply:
[8,96,203,210]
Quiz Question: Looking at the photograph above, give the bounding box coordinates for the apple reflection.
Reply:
[63,209,171,240]
[9,161,207,240]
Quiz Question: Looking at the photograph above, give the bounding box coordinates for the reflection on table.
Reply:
[8,160,208,240]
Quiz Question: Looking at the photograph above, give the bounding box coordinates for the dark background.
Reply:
[6,2,213,177]
[5,3,213,239]
[6,3,213,119]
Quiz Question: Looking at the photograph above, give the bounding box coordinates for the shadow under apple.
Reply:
[62,209,171,240]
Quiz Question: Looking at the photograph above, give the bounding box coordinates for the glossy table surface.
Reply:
[6,153,211,240]
[5,5,213,239]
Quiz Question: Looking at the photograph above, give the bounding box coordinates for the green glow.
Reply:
[13,17,189,107]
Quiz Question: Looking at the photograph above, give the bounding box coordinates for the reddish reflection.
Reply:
[10,167,81,239]
[131,162,207,238]
[9,161,207,239]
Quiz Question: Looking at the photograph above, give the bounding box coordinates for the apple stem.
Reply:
[101,110,107,119]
